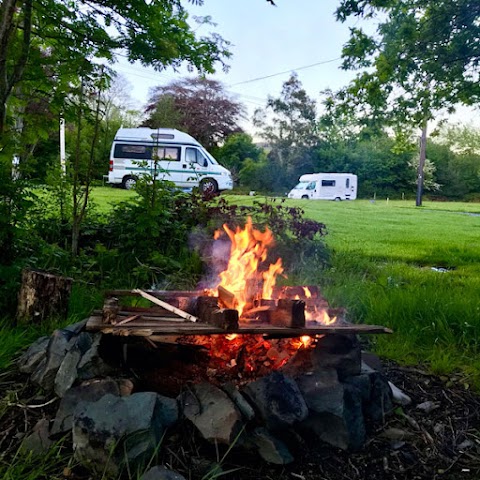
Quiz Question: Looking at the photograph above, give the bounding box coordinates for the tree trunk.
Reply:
[416,122,428,207]
[16,269,73,324]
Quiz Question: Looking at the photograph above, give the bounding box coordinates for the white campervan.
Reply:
[108,128,233,194]
[288,173,357,200]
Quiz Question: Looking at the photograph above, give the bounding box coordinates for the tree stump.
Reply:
[16,270,73,324]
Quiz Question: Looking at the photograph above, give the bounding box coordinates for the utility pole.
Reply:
[60,117,66,174]
[416,122,428,207]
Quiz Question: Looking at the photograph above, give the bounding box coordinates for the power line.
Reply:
[229,57,342,86]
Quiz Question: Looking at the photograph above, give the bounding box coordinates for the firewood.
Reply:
[132,289,198,323]
[217,286,238,310]
[196,296,239,331]
[102,297,120,325]
[269,299,306,328]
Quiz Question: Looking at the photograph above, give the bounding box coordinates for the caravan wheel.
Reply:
[301,195,309,199]
[334,197,341,201]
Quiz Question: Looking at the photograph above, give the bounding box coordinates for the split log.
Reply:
[196,296,239,331]
[102,297,120,324]
[132,289,198,323]
[218,286,237,310]
[269,299,305,328]
[16,269,73,324]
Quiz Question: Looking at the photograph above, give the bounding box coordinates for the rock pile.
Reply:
[18,322,398,477]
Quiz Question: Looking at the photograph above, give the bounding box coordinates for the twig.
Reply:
[14,397,58,409]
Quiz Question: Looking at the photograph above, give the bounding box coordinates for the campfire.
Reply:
[88,217,390,386]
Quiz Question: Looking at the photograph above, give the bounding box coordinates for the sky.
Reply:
[113,0,356,128]
[112,0,479,133]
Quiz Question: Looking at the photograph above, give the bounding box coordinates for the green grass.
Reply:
[220,195,480,386]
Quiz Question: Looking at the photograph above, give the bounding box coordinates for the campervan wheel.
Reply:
[200,178,218,195]
[122,176,137,190]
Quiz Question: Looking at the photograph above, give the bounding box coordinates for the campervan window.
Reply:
[153,146,181,161]
[321,180,336,187]
[202,149,219,165]
[306,182,316,190]
[186,147,208,166]
[114,144,152,159]
[346,178,350,188]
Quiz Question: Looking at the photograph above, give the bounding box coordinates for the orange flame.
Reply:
[303,287,312,298]
[215,217,283,316]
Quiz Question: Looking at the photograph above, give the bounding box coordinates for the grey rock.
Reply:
[296,369,344,416]
[63,319,88,335]
[141,466,186,480]
[416,400,440,413]
[32,329,76,391]
[365,372,393,423]
[54,344,82,398]
[312,334,361,380]
[18,336,50,374]
[249,428,293,465]
[76,333,115,380]
[53,332,97,398]
[301,383,365,451]
[361,351,383,371]
[388,381,412,406]
[180,383,243,444]
[21,419,52,455]
[243,372,308,430]
[222,382,255,421]
[343,373,372,403]
[73,392,178,477]
[51,378,120,436]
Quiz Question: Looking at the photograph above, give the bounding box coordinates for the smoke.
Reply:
[188,226,231,290]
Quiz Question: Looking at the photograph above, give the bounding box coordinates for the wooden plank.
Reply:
[133,289,198,323]
[86,315,392,336]
[269,299,306,328]
[196,296,239,331]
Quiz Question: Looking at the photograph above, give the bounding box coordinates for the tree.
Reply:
[335,0,480,206]
[213,132,264,183]
[253,73,318,191]
[0,0,231,144]
[143,77,245,149]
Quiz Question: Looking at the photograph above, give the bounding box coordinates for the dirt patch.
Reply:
[0,361,479,479]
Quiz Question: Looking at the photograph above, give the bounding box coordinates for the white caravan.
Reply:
[108,128,233,193]
[288,173,357,200]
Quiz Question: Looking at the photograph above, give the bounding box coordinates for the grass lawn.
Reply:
[224,194,480,386]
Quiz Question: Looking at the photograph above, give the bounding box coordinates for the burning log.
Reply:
[218,286,238,310]
[196,296,239,331]
[269,299,306,328]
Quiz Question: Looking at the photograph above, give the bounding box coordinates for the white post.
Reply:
[60,117,66,174]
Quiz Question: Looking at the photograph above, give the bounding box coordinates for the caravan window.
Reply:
[321,180,336,187]
[346,178,350,188]
[153,146,180,161]
[114,144,152,160]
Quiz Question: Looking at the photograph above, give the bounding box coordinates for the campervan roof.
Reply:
[114,128,201,146]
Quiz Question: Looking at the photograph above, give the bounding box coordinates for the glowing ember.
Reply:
[214,217,283,316]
